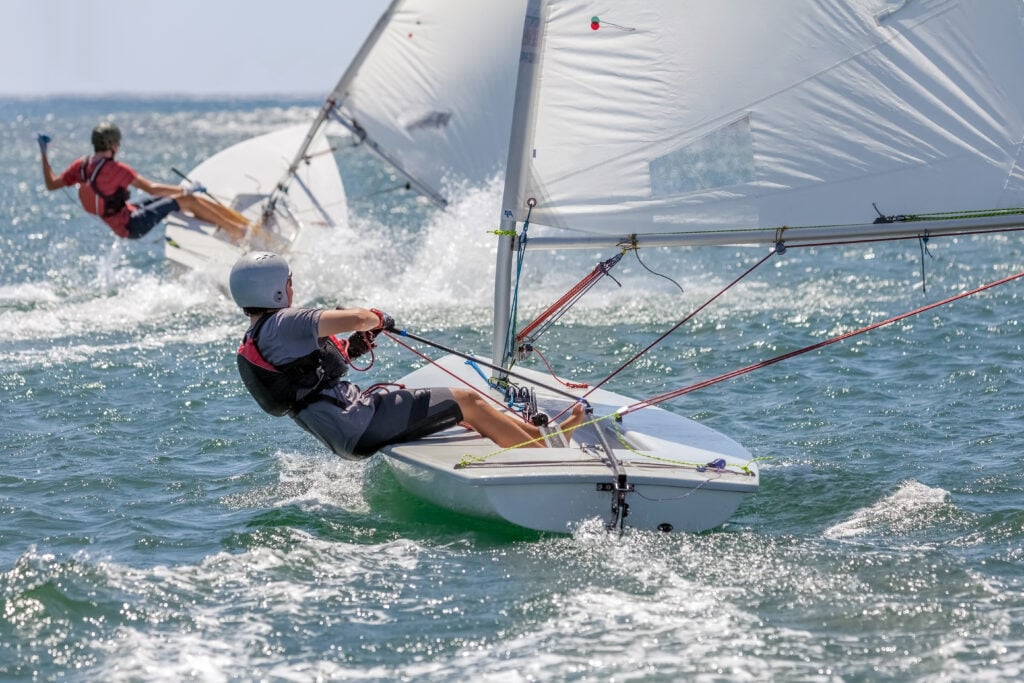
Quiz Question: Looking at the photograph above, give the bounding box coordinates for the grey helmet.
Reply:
[91,122,122,152]
[229,252,291,309]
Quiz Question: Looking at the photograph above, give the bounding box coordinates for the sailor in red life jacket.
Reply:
[229,251,585,458]
[39,123,250,242]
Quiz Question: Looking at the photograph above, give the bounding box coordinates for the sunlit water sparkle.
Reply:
[2,97,1024,681]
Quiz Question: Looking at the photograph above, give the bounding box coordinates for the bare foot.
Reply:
[557,402,587,444]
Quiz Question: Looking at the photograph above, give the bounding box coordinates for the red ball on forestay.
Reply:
[591,16,600,30]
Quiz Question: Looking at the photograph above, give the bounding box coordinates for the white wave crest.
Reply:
[824,479,952,540]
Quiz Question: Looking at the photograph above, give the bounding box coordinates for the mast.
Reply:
[262,0,401,222]
[493,0,547,368]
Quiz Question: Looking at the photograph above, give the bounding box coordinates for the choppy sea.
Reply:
[2,97,1024,681]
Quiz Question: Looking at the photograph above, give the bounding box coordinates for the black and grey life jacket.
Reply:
[236,314,350,416]
[80,156,131,218]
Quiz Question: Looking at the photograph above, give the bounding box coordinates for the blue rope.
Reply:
[502,205,533,367]
[464,358,526,411]
[464,358,492,387]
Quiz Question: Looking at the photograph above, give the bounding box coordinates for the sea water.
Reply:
[2,97,1023,681]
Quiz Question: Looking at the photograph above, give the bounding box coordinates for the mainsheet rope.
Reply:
[589,251,774,395]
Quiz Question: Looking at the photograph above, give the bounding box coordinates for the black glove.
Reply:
[346,330,377,359]
[370,308,395,331]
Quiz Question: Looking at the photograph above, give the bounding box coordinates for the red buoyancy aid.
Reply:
[237,315,351,417]
[79,156,132,218]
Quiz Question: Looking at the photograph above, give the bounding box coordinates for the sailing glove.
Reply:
[346,331,376,359]
[370,308,395,331]
[37,134,51,154]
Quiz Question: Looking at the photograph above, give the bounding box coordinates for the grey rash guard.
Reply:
[250,307,376,456]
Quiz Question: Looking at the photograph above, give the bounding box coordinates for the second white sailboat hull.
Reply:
[164,124,348,287]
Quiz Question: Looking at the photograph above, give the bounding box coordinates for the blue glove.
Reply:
[37,134,51,154]
[186,182,207,195]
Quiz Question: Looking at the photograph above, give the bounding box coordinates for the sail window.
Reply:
[649,116,755,197]
[405,111,452,133]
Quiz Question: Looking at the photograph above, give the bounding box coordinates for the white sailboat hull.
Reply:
[163,215,244,286]
[164,124,348,286]
[381,354,758,533]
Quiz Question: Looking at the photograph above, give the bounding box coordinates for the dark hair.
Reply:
[242,307,276,317]
[91,122,122,152]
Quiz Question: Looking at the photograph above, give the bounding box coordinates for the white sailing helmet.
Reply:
[229,251,290,309]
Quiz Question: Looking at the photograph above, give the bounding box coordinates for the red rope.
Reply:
[516,255,622,342]
[338,332,377,373]
[619,267,1024,416]
[532,346,589,389]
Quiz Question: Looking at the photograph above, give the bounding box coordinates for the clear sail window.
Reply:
[649,116,755,197]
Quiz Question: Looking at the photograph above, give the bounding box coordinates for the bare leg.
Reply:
[174,193,250,242]
[452,389,544,449]
[557,402,586,444]
[453,390,588,449]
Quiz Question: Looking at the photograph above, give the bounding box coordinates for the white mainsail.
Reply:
[323,0,526,204]
[503,0,1024,246]
[168,0,526,281]
[263,0,524,218]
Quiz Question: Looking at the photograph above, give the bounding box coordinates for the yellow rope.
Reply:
[608,420,767,475]
[904,207,1024,221]
[456,409,768,474]
[456,413,607,469]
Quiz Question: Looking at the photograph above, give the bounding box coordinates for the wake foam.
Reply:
[824,479,952,540]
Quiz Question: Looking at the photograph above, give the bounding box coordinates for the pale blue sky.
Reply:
[7,0,391,96]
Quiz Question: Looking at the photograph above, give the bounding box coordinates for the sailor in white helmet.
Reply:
[228,251,584,458]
